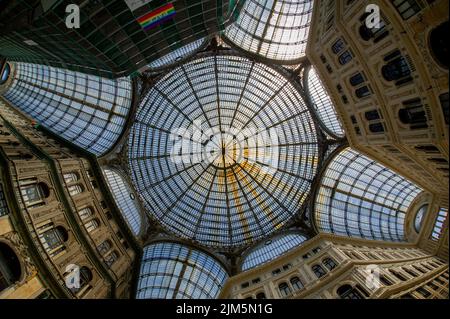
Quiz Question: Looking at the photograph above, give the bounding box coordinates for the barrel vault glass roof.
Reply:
[2,62,132,156]
[128,52,319,249]
[224,0,314,63]
[305,66,345,137]
[137,242,228,299]
[314,148,423,242]
[241,232,308,271]
[102,168,143,236]
[148,38,208,71]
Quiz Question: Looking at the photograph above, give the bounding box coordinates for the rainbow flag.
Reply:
[137,3,176,31]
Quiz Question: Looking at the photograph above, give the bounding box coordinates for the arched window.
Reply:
[67,184,83,196]
[0,243,22,292]
[429,21,448,69]
[278,282,291,297]
[290,277,304,291]
[256,292,266,299]
[414,204,428,233]
[337,284,364,299]
[84,219,100,233]
[314,148,422,241]
[312,264,327,278]
[323,258,338,271]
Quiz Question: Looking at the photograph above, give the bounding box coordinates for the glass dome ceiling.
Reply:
[128,52,320,248]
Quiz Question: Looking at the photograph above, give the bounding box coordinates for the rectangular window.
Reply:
[332,39,345,54]
[369,122,385,133]
[339,50,353,65]
[21,185,42,203]
[439,92,449,125]
[0,183,8,217]
[391,0,423,20]
[430,208,448,241]
[350,73,365,87]
[365,110,380,121]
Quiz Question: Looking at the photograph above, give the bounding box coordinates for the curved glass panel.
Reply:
[414,204,428,233]
[224,0,313,62]
[315,148,422,242]
[0,63,10,85]
[306,67,345,137]
[128,53,319,248]
[102,168,142,236]
[148,38,207,70]
[241,233,307,271]
[1,63,132,156]
[137,242,228,299]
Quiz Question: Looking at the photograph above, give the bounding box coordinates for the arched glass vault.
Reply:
[136,242,228,299]
[1,62,133,156]
[314,148,423,242]
[224,0,314,63]
[128,52,320,249]
[148,38,209,72]
[102,168,144,237]
[305,66,345,138]
[241,232,308,271]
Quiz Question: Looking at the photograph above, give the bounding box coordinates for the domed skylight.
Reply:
[128,52,320,248]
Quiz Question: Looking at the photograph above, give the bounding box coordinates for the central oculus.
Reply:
[128,53,319,248]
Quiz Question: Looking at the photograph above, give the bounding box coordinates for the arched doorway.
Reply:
[0,242,22,292]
